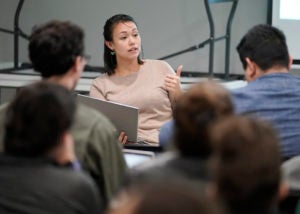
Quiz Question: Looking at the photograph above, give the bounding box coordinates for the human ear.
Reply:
[105,40,114,51]
[245,57,255,72]
[245,57,257,80]
[288,55,293,70]
[74,56,85,73]
[61,131,73,146]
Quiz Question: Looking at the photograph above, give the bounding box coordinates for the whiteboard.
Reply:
[272,0,300,61]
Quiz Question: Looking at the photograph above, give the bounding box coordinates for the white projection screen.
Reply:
[272,0,300,62]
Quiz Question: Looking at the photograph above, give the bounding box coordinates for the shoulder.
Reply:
[92,73,110,85]
[143,59,172,68]
[43,164,98,190]
[142,59,175,74]
[230,86,253,109]
[54,168,102,205]
[231,83,252,97]
[68,169,99,190]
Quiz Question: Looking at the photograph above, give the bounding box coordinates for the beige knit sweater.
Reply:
[90,59,174,144]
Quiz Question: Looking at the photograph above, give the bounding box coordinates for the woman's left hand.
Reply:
[165,65,183,102]
[118,131,128,145]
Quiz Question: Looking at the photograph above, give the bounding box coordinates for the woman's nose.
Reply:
[128,36,135,44]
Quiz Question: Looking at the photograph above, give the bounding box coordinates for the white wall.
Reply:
[0,0,268,75]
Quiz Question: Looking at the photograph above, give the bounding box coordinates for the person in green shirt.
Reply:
[0,20,127,207]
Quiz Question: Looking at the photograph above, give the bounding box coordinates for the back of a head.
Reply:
[173,80,233,158]
[210,115,281,213]
[29,20,84,78]
[237,24,289,71]
[107,179,223,214]
[4,81,76,157]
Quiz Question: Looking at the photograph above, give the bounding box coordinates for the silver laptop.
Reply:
[123,149,155,168]
[77,94,139,142]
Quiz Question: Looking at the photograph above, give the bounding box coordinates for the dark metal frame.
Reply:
[158,0,238,79]
[0,0,29,70]
[0,0,240,76]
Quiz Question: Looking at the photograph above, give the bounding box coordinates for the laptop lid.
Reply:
[77,94,139,142]
[123,149,155,168]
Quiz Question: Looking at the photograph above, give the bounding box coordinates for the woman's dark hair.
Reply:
[4,81,76,157]
[103,14,143,75]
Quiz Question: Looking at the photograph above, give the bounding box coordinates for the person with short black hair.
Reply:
[0,82,102,213]
[232,24,300,159]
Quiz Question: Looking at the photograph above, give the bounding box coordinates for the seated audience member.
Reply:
[107,178,223,214]
[0,20,127,205]
[209,115,288,214]
[231,24,300,159]
[126,80,233,185]
[0,82,102,213]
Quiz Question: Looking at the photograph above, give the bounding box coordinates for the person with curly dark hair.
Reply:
[0,20,127,207]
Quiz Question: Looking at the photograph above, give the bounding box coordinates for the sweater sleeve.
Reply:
[90,78,106,100]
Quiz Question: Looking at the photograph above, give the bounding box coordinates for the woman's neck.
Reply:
[114,58,141,77]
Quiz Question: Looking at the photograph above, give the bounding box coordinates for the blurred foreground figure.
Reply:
[0,82,103,213]
[0,20,127,206]
[209,115,288,214]
[107,178,223,214]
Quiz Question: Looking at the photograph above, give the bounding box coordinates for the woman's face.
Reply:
[106,21,141,62]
